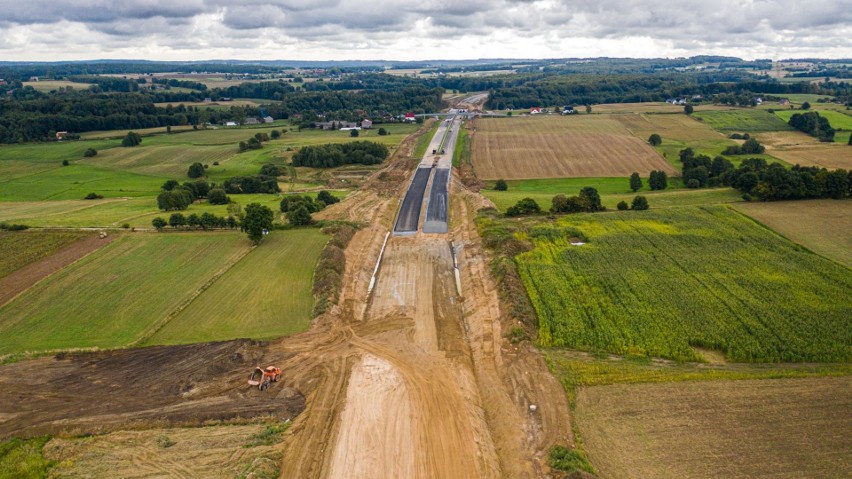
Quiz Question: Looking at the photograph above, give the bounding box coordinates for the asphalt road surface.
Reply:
[423,167,450,234]
[393,167,432,235]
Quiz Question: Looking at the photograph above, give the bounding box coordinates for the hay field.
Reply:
[576,377,852,479]
[755,131,852,169]
[0,233,252,354]
[735,199,852,267]
[471,116,676,179]
[147,229,326,345]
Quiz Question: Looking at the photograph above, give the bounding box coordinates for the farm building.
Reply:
[562,106,575,115]
[55,131,69,140]
[224,121,237,127]
[244,118,260,125]
[316,121,357,130]
[530,107,543,114]
[361,119,373,129]
[262,116,274,123]
[404,113,416,122]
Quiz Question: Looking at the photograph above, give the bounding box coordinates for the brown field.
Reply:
[734,199,852,267]
[614,112,727,141]
[471,115,676,179]
[576,376,852,479]
[45,423,285,478]
[756,131,852,169]
[591,102,734,114]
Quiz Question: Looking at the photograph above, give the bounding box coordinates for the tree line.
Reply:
[291,141,389,168]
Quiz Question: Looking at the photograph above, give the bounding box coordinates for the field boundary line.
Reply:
[131,242,257,347]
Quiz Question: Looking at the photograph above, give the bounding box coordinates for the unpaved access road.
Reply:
[275,180,572,478]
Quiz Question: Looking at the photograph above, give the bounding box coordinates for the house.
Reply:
[224,121,238,127]
[778,98,791,106]
[562,106,575,115]
[0,79,6,86]
[56,131,69,140]
[316,121,358,130]
[221,97,232,102]
[361,119,373,129]
[529,107,542,115]
[244,117,260,125]
[203,97,212,103]
[262,116,274,124]
[403,112,416,122]
[754,97,763,105]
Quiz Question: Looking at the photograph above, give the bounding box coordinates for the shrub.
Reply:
[287,205,313,226]
[83,148,97,157]
[317,190,340,206]
[187,162,205,179]
[617,200,629,210]
[630,172,642,192]
[161,179,179,191]
[0,223,29,231]
[260,164,283,176]
[631,195,650,210]
[648,133,662,146]
[62,159,69,166]
[494,179,508,191]
[506,198,541,216]
[156,435,175,448]
[684,104,694,115]
[378,127,388,135]
[83,192,104,200]
[121,223,130,229]
[151,217,167,230]
[687,178,700,188]
[121,131,142,147]
[549,446,595,474]
[207,188,229,205]
[270,129,282,139]
[212,161,219,166]
[168,213,186,228]
[223,175,280,194]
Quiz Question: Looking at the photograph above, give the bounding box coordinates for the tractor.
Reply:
[248,366,282,391]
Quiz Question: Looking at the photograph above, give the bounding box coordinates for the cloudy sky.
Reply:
[0,0,850,62]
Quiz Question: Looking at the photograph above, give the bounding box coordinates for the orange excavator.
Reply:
[248,366,281,391]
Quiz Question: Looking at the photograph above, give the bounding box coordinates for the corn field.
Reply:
[517,206,852,362]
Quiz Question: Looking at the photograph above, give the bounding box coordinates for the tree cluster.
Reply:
[156,179,212,210]
[722,138,765,155]
[550,187,605,214]
[788,111,835,142]
[727,159,851,201]
[291,141,389,168]
[222,175,280,194]
[121,131,142,147]
[679,148,734,188]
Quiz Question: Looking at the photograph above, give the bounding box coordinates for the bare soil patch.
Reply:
[0,233,114,307]
[757,131,852,169]
[0,340,305,439]
[471,116,675,179]
[576,376,852,479]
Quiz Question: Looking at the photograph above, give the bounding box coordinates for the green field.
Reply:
[0,233,252,354]
[480,177,742,212]
[147,229,326,345]
[514,206,851,362]
[0,230,90,278]
[692,109,793,132]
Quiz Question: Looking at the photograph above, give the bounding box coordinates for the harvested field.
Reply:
[756,130,852,169]
[576,377,852,479]
[0,233,113,307]
[616,112,727,141]
[734,199,852,267]
[0,339,305,438]
[591,103,734,114]
[45,423,287,478]
[471,116,676,179]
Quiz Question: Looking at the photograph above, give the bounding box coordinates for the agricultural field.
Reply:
[0,230,90,278]
[0,233,252,354]
[514,206,851,362]
[574,376,852,479]
[691,109,793,132]
[754,130,852,169]
[147,229,326,345]
[773,109,852,144]
[590,103,734,114]
[22,80,94,92]
[734,200,852,267]
[471,115,676,179]
[479,177,743,212]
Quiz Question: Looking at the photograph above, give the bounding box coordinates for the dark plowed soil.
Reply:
[0,234,115,307]
[0,339,305,439]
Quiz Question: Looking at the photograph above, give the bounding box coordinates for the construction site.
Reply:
[0,95,573,478]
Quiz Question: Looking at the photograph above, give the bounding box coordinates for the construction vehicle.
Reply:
[248,366,281,391]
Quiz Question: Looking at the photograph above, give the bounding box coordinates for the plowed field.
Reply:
[471,115,676,179]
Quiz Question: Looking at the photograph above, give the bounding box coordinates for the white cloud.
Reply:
[0,0,849,60]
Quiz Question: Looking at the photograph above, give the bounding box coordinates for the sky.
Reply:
[0,0,850,62]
